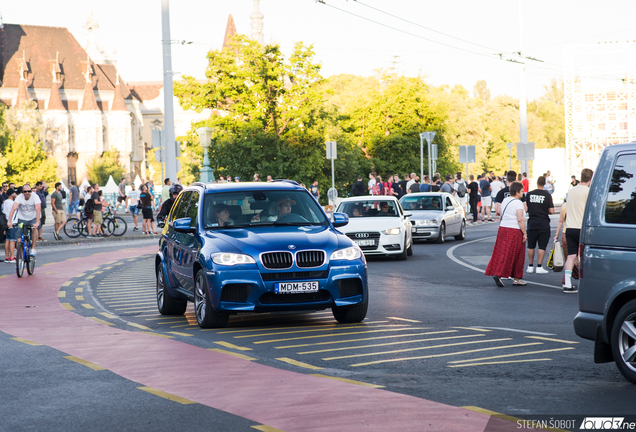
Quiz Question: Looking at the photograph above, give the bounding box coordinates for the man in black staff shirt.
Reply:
[352,175,367,196]
[523,176,554,274]
[494,170,526,217]
[467,174,480,223]
[398,174,410,197]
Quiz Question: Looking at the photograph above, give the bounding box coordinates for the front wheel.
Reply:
[194,270,229,328]
[26,252,35,275]
[109,217,127,236]
[435,222,446,244]
[333,295,368,324]
[455,220,466,241]
[15,243,25,278]
[396,235,408,260]
[611,299,636,384]
[64,218,82,238]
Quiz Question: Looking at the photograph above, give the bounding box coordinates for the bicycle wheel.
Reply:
[26,248,35,275]
[101,220,113,237]
[15,243,25,278]
[110,216,127,236]
[64,217,82,238]
[78,219,89,237]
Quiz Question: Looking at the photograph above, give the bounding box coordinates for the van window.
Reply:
[605,153,636,224]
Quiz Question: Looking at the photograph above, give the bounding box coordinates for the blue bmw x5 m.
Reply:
[155,180,368,328]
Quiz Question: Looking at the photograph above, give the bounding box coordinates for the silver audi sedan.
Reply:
[398,192,466,243]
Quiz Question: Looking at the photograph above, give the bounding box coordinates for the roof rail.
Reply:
[190,182,207,188]
[272,179,299,185]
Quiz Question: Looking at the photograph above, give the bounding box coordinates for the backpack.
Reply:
[84,198,95,214]
[457,182,467,198]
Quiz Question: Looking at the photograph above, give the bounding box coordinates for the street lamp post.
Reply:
[197,127,215,183]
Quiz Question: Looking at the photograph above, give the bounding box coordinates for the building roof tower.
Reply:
[222,15,237,50]
[80,56,99,111]
[110,74,127,111]
[250,0,264,45]
[47,52,65,110]
[15,50,30,106]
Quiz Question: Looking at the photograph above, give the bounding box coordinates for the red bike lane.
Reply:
[0,245,521,432]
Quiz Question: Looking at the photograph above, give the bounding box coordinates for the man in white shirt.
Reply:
[7,185,41,255]
[127,183,141,231]
[368,172,376,195]
[406,173,417,192]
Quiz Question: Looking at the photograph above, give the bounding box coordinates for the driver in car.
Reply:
[251,196,296,222]
[379,202,391,215]
[431,198,441,209]
[215,203,234,227]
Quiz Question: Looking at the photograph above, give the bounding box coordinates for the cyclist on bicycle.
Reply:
[7,184,41,256]
[157,184,183,227]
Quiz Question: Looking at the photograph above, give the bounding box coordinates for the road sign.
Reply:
[431,144,438,161]
[154,149,163,163]
[506,142,514,150]
[152,130,163,149]
[516,142,535,161]
[326,141,337,159]
[327,187,338,202]
[459,145,476,163]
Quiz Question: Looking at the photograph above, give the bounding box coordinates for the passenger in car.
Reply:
[352,206,364,217]
[215,204,234,227]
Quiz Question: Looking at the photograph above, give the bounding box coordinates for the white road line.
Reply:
[446,236,563,290]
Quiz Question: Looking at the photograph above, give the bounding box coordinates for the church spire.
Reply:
[80,56,99,111]
[250,0,264,45]
[110,74,127,111]
[15,50,30,106]
[47,52,65,111]
[222,14,237,50]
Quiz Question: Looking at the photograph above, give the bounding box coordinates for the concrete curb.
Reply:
[37,234,159,248]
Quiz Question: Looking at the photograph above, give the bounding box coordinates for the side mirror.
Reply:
[332,212,349,228]
[446,206,454,212]
[403,212,412,218]
[173,217,195,233]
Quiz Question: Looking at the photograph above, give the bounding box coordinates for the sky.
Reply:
[3,0,636,100]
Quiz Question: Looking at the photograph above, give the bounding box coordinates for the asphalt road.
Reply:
[1,220,635,431]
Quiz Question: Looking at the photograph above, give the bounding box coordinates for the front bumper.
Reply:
[411,225,440,239]
[573,311,604,342]
[206,262,368,312]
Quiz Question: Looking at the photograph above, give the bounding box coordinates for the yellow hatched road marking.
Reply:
[214,341,253,351]
[61,303,75,311]
[99,312,117,319]
[75,287,83,293]
[309,374,385,388]
[58,291,66,298]
[78,281,87,286]
[103,300,156,307]
[137,387,196,404]
[88,317,115,326]
[41,262,55,266]
[113,306,157,312]
[139,331,174,338]
[128,323,152,330]
[61,281,72,287]
[525,336,579,344]
[449,358,552,368]
[218,320,391,335]
[103,266,113,270]
[81,304,94,309]
[387,317,421,323]
[75,295,84,301]
[0,275,7,279]
[12,337,42,346]
[75,273,85,278]
[208,348,256,361]
[452,326,491,332]
[252,425,285,432]
[170,324,199,329]
[276,330,456,349]
[64,356,106,371]
[298,334,485,355]
[233,324,408,339]
[144,315,194,321]
[85,276,94,280]
[98,293,155,299]
[350,342,539,367]
[276,357,323,370]
[94,271,103,274]
[167,331,193,337]
[253,327,422,345]
[448,347,575,364]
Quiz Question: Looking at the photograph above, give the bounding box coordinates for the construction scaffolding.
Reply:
[565,42,636,177]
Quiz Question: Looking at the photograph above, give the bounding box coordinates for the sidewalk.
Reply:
[0,245,522,432]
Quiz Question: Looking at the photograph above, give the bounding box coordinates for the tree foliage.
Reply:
[86,150,124,186]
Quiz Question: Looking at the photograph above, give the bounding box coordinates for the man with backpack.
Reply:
[84,185,95,237]
[454,173,468,214]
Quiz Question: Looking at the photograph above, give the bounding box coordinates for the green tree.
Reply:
[86,151,124,186]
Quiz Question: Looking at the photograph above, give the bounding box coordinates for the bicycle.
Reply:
[16,222,35,277]
[63,206,127,238]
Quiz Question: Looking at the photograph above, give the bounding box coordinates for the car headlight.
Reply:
[382,227,402,235]
[330,246,362,261]
[211,253,256,266]
[414,219,437,226]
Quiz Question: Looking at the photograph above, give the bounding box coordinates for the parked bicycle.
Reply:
[16,222,35,277]
[63,206,127,238]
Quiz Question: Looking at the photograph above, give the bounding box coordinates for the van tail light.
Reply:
[578,243,585,278]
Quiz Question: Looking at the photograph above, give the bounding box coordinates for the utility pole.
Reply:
[161,0,177,183]
[518,0,529,176]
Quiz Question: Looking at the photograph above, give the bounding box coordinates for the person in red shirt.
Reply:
[521,172,529,193]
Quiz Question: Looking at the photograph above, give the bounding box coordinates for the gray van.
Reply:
[574,142,636,384]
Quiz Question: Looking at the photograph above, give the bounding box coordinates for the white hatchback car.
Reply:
[335,196,413,259]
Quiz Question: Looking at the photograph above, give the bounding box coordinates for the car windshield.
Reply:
[203,190,328,229]
[399,196,443,211]
[337,200,400,218]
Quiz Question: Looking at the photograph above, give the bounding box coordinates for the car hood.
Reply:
[337,217,403,233]
[407,210,444,220]
[204,225,342,255]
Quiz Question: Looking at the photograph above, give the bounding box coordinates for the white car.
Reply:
[335,196,413,260]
